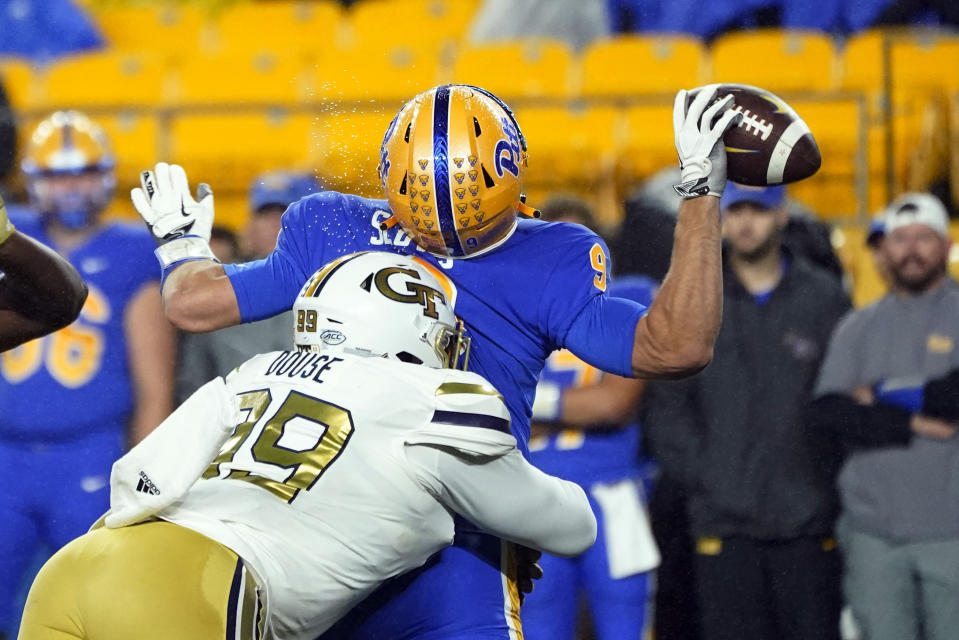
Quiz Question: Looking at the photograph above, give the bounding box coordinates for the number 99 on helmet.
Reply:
[293,251,470,369]
[378,84,532,259]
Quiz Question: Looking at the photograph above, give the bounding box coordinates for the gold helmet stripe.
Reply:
[300,252,364,298]
[411,255,457,307]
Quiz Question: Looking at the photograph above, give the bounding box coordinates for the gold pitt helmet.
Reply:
[21,111,116,229]
[22,110,115,177]
[378,84,538,259]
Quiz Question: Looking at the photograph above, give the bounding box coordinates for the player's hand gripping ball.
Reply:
[692,84,822,186]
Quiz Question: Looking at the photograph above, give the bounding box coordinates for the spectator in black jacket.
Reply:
[644,183,850,640]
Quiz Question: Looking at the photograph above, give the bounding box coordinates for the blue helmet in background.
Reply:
[249,171,323,213]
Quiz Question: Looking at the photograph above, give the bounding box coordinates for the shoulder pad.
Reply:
[431,371,509,433]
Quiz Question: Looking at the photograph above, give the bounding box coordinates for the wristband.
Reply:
[673,177,711,199]
[155,235,217,269]
[155,235,219,288]
[875,377,926,414]
[531,382,563,422]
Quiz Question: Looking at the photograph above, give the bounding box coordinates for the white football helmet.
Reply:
[293,251,470,369]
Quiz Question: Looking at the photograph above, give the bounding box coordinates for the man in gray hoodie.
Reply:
[811,192,959,640]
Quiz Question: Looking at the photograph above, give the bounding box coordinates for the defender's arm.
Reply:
[406,444,597,557]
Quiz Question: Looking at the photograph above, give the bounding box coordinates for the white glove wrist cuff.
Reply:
[155,235,217,270]
[531,383,563,422]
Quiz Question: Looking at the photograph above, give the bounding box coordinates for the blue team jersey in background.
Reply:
[225,191,646,450]
[0,211,158,441]
[529,276,658,485]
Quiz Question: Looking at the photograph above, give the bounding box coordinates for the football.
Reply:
[694,84,822,186]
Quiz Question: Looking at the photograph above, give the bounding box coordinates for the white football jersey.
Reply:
[156,350,593,640]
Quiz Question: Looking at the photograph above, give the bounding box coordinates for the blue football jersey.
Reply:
[529,276,658,485]
[0,211,158,440]
[224,191,647,450]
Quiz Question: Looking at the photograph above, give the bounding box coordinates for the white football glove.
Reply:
[131,163,218,269]
[672,85,744,199]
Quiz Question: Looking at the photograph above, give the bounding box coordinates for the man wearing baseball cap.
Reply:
[645,183,850,640]
[811,192,959,640]
[244,171,322,260]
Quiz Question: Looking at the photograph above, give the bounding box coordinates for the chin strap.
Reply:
[517,201,540,219]
[379,215,400,231]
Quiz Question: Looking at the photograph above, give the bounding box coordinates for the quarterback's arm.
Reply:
[125,282,176,444]
[406,444,597,557]
[630,86,740,378]
[0,230,87,351]
[631,195,722,378]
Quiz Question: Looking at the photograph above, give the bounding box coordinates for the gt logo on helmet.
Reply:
[373,267,447,319]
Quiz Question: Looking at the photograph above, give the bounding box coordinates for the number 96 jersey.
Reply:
[159,350,516,640]
[0,212,158,439]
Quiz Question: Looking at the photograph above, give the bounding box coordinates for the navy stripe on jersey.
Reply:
[432,84,465,257]
[225,560,243,640]
[432,409,511,433]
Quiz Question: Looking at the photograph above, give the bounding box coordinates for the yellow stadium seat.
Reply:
[35,51,168,110]
[168,112,317,197]
[840,29,885,96]
[710,29,838,93]
[91,4,213,60]
[345,0,478,54]
[453,39,575,101]
[516,105,621,188]
[214,1,343,61]
[618,103,675,186]
[312,109,395,197]
[581,35,706,98]
[839,30,914,212]
[315,43,444,103]
[832,224,888,307]
[170,52,314,106]
[0,58,39,110]
[890,32,959,98]
[785,98,866,220]
[205,192,250,233]
[949,222,959,283]
[99,112,161,192]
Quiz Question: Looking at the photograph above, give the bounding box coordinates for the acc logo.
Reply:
[320,330,346,345]
[494,116,521,178]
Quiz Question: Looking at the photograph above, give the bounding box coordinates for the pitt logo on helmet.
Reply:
[379,84,533,259]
